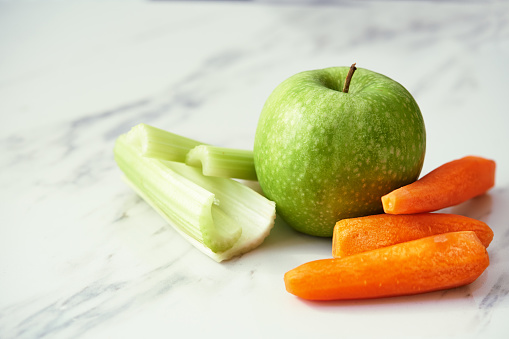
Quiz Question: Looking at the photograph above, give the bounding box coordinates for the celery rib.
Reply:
[132,123,204,162]
[114,126,276,262]
[133,123,257,180]
[185,145,257,181]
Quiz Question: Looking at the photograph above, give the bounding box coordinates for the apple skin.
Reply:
[253,66,426,237]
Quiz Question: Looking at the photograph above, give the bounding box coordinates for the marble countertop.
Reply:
[1,1,509,338]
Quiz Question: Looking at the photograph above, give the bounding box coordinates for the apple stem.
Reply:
[342,63,357,93]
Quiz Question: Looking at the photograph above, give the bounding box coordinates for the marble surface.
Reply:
[1,1,509,338]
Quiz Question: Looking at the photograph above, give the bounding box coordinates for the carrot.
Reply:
[284,231,489,301]
[382,156,496,214]
[332,213,493,258]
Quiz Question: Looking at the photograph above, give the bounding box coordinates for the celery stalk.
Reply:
[133,123,257,180]
[130,123,204,162]
[185,145,257,181]
[114,128,276,262]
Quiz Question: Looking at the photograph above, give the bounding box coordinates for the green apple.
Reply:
[253,65,426,237]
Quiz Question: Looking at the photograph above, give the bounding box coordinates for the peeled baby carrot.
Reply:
[332,213,493,258]
[382,156,496,214]
[284,231,489,301]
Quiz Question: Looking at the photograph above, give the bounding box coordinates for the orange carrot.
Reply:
[382,156,496,214]
[332,213,493,258]
[284,231,489,301]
